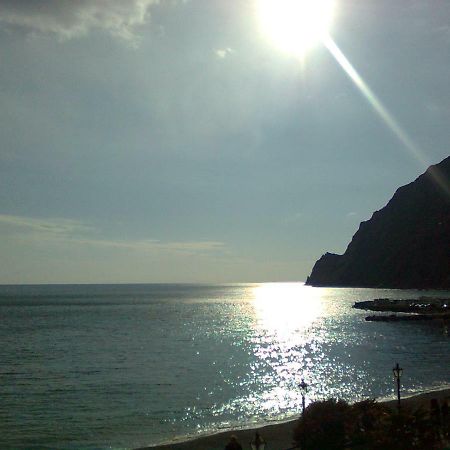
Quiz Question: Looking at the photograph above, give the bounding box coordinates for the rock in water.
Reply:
[306,156,450,289]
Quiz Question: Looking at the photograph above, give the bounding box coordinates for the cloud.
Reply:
[0,214,92,236]
[215,47,234,59]
[0,214,225,255]
[73,237,225,254]
[0,0,160,40]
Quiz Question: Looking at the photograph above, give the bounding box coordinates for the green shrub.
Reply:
[293,399,351,450]
[293,398,441,450]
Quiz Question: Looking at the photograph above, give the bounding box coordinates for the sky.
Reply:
[0,0,449,284]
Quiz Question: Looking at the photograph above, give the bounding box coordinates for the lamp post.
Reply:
[299,378,308,414]
[393,363,403,411]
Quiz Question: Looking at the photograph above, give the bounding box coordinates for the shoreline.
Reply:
[137,386,450,450]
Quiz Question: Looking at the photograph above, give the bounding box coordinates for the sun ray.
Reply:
[256,1,449,197]
[323,36,450,196]
[324,37,424,163]
[323,36,449,196]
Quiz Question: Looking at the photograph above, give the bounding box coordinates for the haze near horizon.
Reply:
[1,0,449,284]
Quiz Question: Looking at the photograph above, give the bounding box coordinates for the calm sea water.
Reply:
[0,283,449,449]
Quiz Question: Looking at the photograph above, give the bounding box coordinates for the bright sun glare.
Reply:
[257,0,335,56]
[257,0,434,190]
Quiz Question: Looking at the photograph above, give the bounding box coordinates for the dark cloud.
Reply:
[0,0,160,40]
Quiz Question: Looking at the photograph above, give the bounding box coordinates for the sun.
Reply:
[257,0,335,56]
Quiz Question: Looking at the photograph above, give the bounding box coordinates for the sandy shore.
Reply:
[137,387,450,450]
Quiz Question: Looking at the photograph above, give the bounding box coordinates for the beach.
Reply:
[141,388,450,450]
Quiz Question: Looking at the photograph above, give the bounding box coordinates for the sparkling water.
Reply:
[1,283,449,449]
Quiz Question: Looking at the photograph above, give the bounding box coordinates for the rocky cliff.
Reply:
[306,156,450,289]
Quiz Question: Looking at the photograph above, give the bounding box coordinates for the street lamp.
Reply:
[393,363,403,411]
[299,378,308,414]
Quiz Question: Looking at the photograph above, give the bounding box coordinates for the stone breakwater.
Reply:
[353,298,450,322]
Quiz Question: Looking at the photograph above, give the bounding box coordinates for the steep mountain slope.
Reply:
[306,156,450,288]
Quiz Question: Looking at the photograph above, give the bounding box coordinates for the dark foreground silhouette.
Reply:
[224,434,243,450]
[140,389,450,450]
[294,397,450,450]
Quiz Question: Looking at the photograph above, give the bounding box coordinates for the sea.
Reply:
[1,282,449,449]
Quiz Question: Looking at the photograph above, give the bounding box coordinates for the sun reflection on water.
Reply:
[210,284,394,429]
[190,283,450,439]
[251,282,324,339]
[243,283,327,415]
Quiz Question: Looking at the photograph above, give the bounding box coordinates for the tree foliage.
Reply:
[293,398,444,450]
